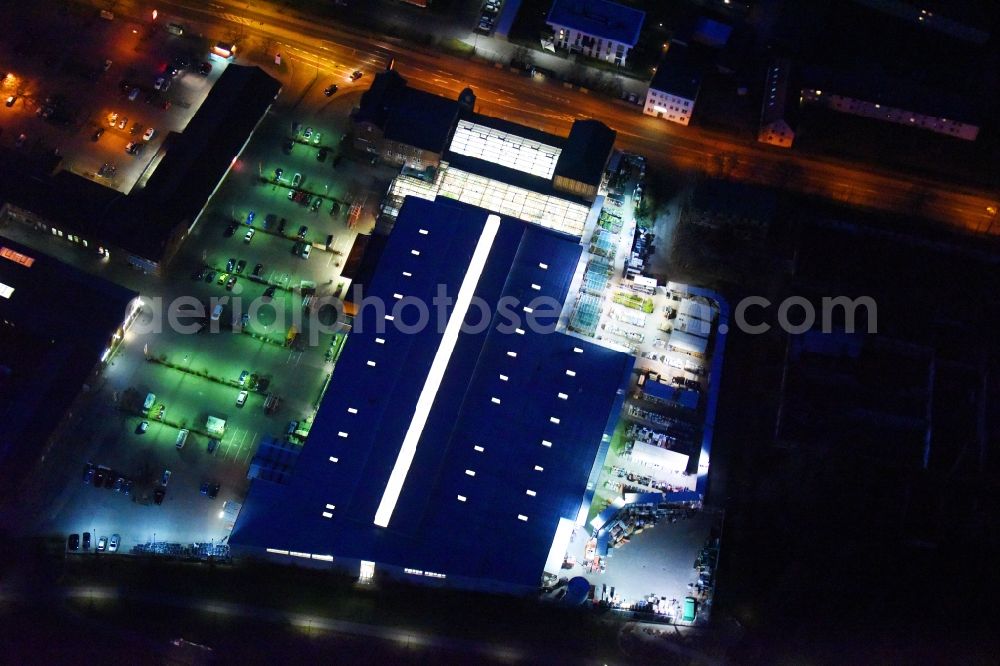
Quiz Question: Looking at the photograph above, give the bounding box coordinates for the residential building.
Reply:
[547,0,645,66]
[644,44,701,126]
[798,65,980,141]
[758,58,795,148]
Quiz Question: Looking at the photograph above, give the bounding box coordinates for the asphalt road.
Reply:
[97,0,1000,236]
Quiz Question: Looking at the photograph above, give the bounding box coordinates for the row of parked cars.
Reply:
[83,462,134,496]
[67,532,120,553]
[476,0,502,33]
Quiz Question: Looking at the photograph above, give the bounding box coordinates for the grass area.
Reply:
[439,38,476,58]
[613,291,655,314]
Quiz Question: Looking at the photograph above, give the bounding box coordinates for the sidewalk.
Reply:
[459,32,651,98]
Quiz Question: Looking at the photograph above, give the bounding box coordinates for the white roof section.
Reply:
[668,329,708,355]
[674,313,712,338]
[630,441,690,472]
[449,119,562,179]
[678,297,714,321]
[543,517,578,574]
[388,163,592,237]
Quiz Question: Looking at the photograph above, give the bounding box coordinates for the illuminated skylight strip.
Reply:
[373,213,502,528]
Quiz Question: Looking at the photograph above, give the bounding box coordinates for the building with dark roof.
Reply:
[547,0,646,66]
[644,44,702,126]
[352,70,464,169]
[553,119,616,200]
[0,239,139,502]
[0,65,281,271]
[798,64,980,141]
[758,58,796,148]
[230,197,634,593]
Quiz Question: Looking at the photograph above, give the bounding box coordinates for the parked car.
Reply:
[83,463,95,484]
[136,420,148,434]
[291,172,302,187]
[301,245,311,260]
[207,439,218,454]
[143,127,156,141]
[297,225,308,239]
[123,479,134,495]
[91,128,105,142]
[94,468,107,487]
[217,272,229,285]
[235,259,246,274]
[312,132,322,146]
[224,222,237,237]
[108,534,120,552]
[236,390,249,407]
[278,218,287,234]
[153,488,165,505]
[317,147,328,161]
[208,483,220,499]
[176,428,189,449]
[226,275,238,291]
[244,228,255,243]
[204,269,217,283]
[113,477,124,492]
[324,84,338,96]
[349,70,363,81]
[82,532,91,550]
[198,61,212,75]
[252,263,263,278]
[68,534,80,551]
[263,285,276,300]
[191,266,206,280]
[226,257,236,272]
[97,536,108,552]
[118,117,128,130]
[161,469,172,486]
[238,370,249,386]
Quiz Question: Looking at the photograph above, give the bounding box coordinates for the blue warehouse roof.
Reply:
[547,0,646,47]
[232,197,633,591]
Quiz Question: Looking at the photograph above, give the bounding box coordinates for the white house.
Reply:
[758,58,795,148]
[547,0,645,66]
[644,44,701,126]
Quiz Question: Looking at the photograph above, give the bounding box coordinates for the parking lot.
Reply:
[0,4,232,192]
[6,8,396,554]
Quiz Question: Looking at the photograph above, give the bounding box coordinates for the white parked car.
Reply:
[143,127,156,141]
[108,534,120,552]
[236,390,248,407]
[176,428,189,449]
